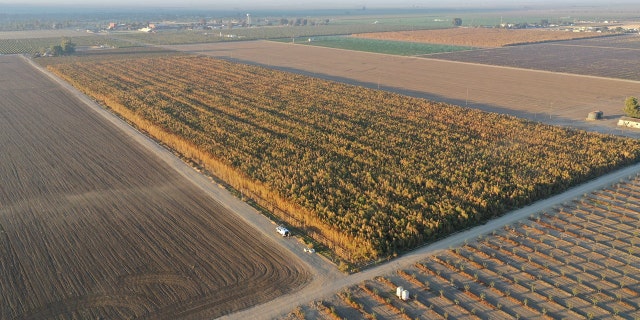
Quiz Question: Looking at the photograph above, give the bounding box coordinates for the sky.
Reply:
[2,0,635,10]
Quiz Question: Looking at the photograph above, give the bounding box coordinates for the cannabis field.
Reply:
[48,55,640,264]
[288,174,640,319]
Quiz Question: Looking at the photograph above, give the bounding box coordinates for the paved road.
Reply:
[27,55,640,319]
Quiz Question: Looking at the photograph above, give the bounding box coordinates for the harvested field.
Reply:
[429,34,640,81]
[168,40,640,136]
[352,28,610,47]
[564,34,640,49]
[0,55,310,319]
[289,173,640,319]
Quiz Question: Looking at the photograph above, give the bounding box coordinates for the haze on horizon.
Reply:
[1,0,637,10]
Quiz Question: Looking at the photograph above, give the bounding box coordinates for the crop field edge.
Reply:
[0,55,311,320]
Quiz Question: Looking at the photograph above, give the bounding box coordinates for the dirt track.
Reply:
[163,40,640,318]
[7,39,640,319]
[228,143,640,320]
[169,40,640,138]
[0,55,310,319]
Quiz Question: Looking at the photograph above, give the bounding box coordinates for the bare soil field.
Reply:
[429,34,640,81]
[352,28,610,47]
[564,34,640,49]
[286,172,640,319]
[0,55,310,319]
[168,40,640,137]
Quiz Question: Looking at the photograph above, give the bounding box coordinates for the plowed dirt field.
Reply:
[168,40,640,137]
[353,28,606,47]
[428,34,640,81]
[0,55,310,319]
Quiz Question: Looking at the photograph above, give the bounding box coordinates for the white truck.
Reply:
[276,225,290,237]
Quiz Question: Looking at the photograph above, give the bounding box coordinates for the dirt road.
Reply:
[160,41,640,319]
[25,44,640,319]
[225,154,640,320]
[1,55,310,319]
[168,40,640,138]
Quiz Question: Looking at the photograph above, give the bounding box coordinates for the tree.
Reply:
[61,38,75,54]
[624,96,640,118]
[49,44,63,56]
[49,38,75,56]
[452,18,462,27]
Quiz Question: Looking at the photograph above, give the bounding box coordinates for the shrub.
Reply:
[624,96,640,118]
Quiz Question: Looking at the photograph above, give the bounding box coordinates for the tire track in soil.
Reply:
[0,55,311,319]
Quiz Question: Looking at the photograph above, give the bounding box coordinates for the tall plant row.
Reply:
[49,55,640,263]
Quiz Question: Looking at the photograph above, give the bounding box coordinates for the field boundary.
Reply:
[24,48,640,318]
[270,40,640,84]
[226,159,640,319]
[168,40,640,137]
[18,54,338,318]
[24,53,337,267]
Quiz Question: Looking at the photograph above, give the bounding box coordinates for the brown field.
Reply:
[286,173,640,319]
[429,34,640,81]
[0,55,310,319]
[352,28,610,47]
[168,40,640,137]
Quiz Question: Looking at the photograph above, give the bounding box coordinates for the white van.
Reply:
[276,225,290,237]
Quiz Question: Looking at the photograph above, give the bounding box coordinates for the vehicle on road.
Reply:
[276,225,290,237]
